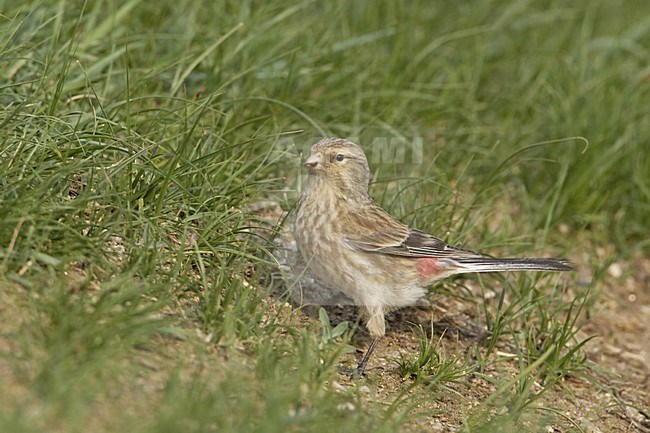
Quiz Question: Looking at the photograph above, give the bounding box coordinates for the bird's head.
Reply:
[303,138,371,197]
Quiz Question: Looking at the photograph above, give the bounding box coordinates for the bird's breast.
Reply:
[295,192,341,253]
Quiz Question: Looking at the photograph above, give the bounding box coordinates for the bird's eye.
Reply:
[335,154,345,162]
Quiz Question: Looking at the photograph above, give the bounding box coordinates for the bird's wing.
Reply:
[344,201,483,259]
[379,229,484,258]
[342,200,411,250]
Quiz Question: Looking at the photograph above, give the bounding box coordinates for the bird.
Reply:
[293,137,572,375]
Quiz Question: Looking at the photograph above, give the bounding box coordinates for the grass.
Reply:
[1,0,649,432]
[396,325,470,387]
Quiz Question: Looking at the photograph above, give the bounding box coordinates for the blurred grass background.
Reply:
[1,0,648,432]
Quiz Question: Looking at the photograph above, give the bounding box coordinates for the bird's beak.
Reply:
[304,153,323,170]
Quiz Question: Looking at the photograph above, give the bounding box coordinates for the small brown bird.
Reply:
[293,138,572,375]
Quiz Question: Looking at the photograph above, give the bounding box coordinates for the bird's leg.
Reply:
[356,337,380,376]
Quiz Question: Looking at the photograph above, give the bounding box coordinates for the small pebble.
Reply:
[337,402,355,411]
[579,419,603,433]
[607,263,623,278]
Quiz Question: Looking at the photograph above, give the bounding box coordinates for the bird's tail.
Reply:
[454,257,573,273]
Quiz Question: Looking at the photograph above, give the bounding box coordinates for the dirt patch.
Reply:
[263,200,650,432]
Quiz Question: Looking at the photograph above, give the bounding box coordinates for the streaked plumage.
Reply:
[294,137,572,374]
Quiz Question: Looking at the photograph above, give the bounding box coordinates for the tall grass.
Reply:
[1,0,648,432]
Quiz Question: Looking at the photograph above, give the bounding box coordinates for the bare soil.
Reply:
[261,198,650,433]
